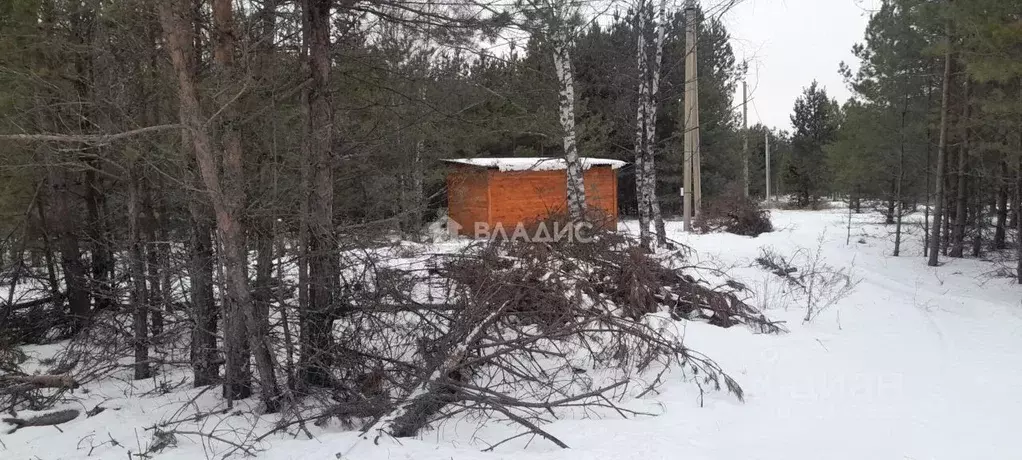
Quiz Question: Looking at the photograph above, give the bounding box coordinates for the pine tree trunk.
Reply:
[159,0,280,410]
[144,179,164,336]
[48,154,90,334]
[1016,105,1022,284]
[994,156,1008,250]
[216,0,280,410]
[406,133,425,235]
[950,81,970,258]
[300,0,339,389]
[188,195,218,387]
[886,184,896,225]
[1010,184,1019,230]
[927,13,953,267]
[34,191,60,297]
[81,11,113,315]
[161,1,217,388]
[942,178,952,255]
[84,168,112,312]
[404,86,426,235]
[894,94,907,256]
[923,76,934,257]
[37,89,89,332]
[254,222,275,374]
[210,0,252,402]
[296,0,312,380]
[252,0,281,391]
[128,166,151,381]
[71,2,111,320]
[552,35,586,221]
[971,186,982,258]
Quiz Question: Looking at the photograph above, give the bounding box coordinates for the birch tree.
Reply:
[635,0,668,248]
[519,0,588,221]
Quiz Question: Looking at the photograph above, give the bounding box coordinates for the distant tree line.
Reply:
[779,0,1022,278]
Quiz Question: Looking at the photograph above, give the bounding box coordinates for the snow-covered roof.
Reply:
[442,157,627,172]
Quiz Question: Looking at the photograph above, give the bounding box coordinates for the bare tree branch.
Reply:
[0,124,184,146]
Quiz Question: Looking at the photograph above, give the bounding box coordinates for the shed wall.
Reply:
[446,166,490,236]
[487,166,618,231]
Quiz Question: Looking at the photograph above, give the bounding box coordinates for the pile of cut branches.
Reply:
[333,228,783,449]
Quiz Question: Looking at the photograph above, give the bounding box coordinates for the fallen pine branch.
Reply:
[2,408,79,433]
[361,302,508,443]
[0,124,183,146]
[0,373,78,394]
[1,295,61,311]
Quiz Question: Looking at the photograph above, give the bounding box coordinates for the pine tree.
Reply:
[788,81,840,207]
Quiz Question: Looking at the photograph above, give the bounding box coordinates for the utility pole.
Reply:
[683,0,699,230]
[742,78,749,198]
[693,61,702,219]
[765,131,771,204]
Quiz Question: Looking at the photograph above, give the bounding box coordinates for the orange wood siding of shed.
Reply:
[447,165,618,236]
[446,166,490,235]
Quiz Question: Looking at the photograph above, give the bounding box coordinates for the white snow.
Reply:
[4,208,1021,460]
[442,157,627,172]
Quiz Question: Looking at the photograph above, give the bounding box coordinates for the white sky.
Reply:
[720,0,882,131]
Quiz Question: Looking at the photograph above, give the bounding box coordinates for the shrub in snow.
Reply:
[755,242,859,322]
[694,192,774,237]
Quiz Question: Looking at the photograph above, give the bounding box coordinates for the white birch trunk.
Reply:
[647,0,667,245]
[635,0,667,248]
[634,0,652,247]
[553,34,586,222]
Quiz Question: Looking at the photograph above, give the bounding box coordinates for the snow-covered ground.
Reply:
[4,208,1021,459]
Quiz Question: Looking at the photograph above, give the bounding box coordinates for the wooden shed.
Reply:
[443,157,625,236]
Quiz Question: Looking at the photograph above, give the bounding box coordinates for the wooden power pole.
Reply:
[683,0,700,230]
[742,78,749,197]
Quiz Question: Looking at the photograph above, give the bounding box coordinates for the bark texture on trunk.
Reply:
[647,0,667,245]
[159,0,280,410]
[213,0,281,410]
[634,0,667,248]
[37,70,89,332]
[1016,107,1022,284]
[128,166,151,381]
[80,4,113,315]
[634,0,651,248]
[300,0,339,389]
[252,0,282,391]
[927,11,953,267]
[173,1,218,387]
[188,194,218,387]
[34,191,60,297]
[84,168,113,313]
[552,33,586,222]
[144,180,165,336]
[950,80,970,258]
[994,158,1008,250]
[894,95,907,257]
[47,150,90,333]
[971,189,982,258]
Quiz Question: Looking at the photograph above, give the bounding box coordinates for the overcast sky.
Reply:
[720,0,882,131]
